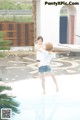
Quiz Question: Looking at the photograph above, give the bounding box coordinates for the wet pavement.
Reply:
[0,53,80,120]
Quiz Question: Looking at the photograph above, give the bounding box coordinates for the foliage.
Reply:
[0,32,12,57]
[0,83,20,119]
[0,0,33,22]
[0,0,17,10]
[0,0,32,10]
[0,40,12,46]
[0,32,12,50]
[0,15,33,22]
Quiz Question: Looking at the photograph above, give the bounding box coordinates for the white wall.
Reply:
[40,0,61,44]
[74,5,80,44]
[36,0,80,44]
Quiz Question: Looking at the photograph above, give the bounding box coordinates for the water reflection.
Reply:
[13,94,58,120]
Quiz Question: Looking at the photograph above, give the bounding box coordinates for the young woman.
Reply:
[35,36,44,62]
[37,42,59,94]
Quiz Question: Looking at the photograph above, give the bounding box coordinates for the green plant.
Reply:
[0,32,12,50]
[0,32,12,57]
[0,40,12,46]
[0,84,20,119]
[0,0,32,10]
[0,0,32,22]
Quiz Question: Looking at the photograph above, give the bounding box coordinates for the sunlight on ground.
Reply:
[9,74,80,97]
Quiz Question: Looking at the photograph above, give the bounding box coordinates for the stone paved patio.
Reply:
[0,53,80,82]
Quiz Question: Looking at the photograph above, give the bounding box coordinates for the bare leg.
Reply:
[50,72,59,92]
[39,73,45,94]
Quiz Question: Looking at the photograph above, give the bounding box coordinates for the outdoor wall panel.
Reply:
[25,23,28,46]
[0,22,34,46]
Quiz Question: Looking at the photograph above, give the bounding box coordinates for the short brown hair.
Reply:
[45,42,53,51]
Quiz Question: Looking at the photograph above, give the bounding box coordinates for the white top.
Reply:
[35,44,43,61]
[39,50,56,67]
